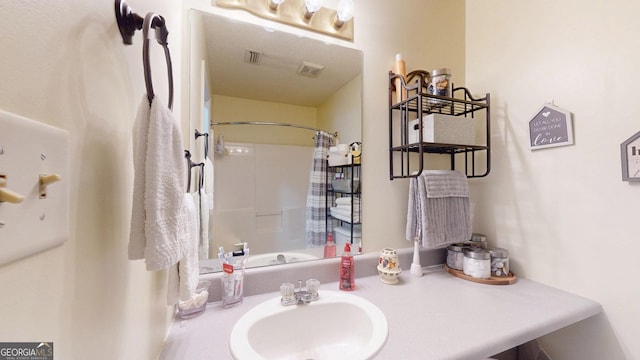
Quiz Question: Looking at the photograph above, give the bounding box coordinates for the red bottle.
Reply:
[324,233,336,258]
[339,243,355,291]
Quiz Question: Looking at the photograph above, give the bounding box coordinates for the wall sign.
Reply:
[528,103,574,150]
[621,130,640,182]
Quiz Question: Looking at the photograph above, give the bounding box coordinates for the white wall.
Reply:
[0,1,182,359]
[466,1,638,358]
[318,74,363,145]
[354,0,466,251]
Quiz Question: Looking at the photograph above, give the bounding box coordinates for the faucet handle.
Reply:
[280,282,296,305]
[306,279,320,299]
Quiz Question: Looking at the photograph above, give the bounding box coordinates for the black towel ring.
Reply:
[114,0,142,45]
[142,12,174,110]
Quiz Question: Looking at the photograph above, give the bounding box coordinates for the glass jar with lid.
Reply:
[463,248,491,279]
[446,243,466,271]
[489,248,510,277]
[428,68,452,104]
[469,233,488,249]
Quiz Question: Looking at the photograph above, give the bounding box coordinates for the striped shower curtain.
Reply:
[305,131,334,248]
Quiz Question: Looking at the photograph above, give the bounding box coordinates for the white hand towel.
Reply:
[330,207,361,223]
[129,98,151,260]
[335,204,360,212]
[167,193,200,305]
[128,97,187,271]
[198,188,210,259]
[191,190,201,249]
[335,197,360,206]
[204,156,214,210]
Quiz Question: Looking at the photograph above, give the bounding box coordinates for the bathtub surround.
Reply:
[211,142,313,255]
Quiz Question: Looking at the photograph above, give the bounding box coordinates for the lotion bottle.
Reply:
[339,243,355,291]
[324,233,336,258]
[393,53,407,103]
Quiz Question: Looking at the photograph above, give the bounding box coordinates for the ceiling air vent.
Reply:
[296,61,325,78]
[244,49,262,65]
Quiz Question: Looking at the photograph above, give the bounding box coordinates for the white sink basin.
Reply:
[246,252,318,267]
[229,290,388,360]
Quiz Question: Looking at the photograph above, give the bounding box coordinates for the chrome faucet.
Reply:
[280,279,320,306]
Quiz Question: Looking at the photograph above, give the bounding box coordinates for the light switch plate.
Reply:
[0,109,70,266]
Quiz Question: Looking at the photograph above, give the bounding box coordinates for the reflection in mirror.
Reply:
[189,10,363,274]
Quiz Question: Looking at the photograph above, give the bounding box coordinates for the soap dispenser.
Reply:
[339,243,355,291]
[324,233,336,258]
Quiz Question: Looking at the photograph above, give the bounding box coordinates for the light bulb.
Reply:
[337,0,354,22]
[269,0,285,11]
[303,0,323,19]
[305,0,323,13]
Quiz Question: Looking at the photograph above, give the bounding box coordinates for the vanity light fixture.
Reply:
[215,0,354,41]
[334,0,354,29]
[303,0,323,20]
[269,0,285,11]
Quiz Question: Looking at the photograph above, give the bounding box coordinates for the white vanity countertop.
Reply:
[159,266,602,360]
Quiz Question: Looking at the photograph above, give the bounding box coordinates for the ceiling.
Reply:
[202,14,362,107]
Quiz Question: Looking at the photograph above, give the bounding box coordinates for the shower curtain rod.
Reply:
[210,121,338,138]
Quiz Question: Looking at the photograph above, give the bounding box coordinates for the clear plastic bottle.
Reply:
[339,243,355,291]
[324,233,336,258]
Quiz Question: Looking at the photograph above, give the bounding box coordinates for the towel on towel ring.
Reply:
[129,96,200,305]
[406,170,471,249]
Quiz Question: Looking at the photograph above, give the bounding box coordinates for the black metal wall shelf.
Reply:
[389,70,491,179]
[326,160,361,244]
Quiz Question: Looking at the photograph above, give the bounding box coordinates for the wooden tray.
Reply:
[444,265,517,285]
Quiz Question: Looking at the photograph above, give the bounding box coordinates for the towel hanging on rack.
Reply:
[142,12,174,109]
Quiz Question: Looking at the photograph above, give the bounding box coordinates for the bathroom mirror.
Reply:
[188,10,363,273]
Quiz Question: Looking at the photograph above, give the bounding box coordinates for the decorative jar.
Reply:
[490,248,510,277]
[428,68,452,104]
[469,233,488,249]
[446,243,466,271]
[463,248,491,279]
[377,248,401,284]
